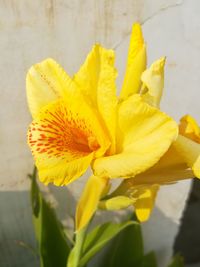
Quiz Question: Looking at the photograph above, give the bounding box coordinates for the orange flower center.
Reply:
[28,103,100,159]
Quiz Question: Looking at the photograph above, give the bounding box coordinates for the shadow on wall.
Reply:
[0,179,121,267]
[141,206,178,267]
[0,185,77,267]
[0,190,39,267]
[1,181,200,267]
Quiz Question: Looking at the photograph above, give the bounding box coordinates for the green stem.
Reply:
[67,226,87,267]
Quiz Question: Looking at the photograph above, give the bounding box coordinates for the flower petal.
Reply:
[74,44,118,154]
[93,95,178,178]
[179,114,200,143]
[120,23,147,99]
[141,57,166,107]
[38,154,94,186]
[28,96,110,186]
[108,146,193,218]
[128,145,193,185]
[174,135,200,178]
[134,185,159,222]
[99,196,135,210]
[26,58,73,118]
[76,176,109,231]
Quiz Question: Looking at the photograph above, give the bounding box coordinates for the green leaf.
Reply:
[30,167,71,267]
[31,167,40,218]
[141,252,158,267]
[167,254,184,267]
[96,218,144,267]
[79,219,141,267]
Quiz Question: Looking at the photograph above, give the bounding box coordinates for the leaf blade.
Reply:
[141,252,158,267]
[96,219,144,267]
[30,168,71,267]
[80,219,140,267]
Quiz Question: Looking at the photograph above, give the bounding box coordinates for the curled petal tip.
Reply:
[151,57,166,73]
[120,23,146,98]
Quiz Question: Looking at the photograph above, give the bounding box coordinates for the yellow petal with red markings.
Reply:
[28,97,110,186]
[74,44,118,154]
[93,94,178,178]
[141,57,166,107]
[38,154,94,186]
[76,175,109,231]
[120,23,147,99]
[26,58,74,118]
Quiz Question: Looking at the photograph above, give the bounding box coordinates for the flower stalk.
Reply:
[67,226,87,267]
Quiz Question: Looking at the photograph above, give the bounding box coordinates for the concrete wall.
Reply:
[1,0,200,266]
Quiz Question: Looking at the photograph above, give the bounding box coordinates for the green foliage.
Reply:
[141,252,157,267]
[93,216,157,267]
[29,168,185,267]
[79,220,139,267]
[30,167,71,267]
[168,254,184,267]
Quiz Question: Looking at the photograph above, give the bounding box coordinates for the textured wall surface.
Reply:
[1,0,200,266]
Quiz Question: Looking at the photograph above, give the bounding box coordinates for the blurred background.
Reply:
[1,0,200,266]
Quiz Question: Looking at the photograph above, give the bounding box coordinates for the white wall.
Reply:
[1,1,200,266]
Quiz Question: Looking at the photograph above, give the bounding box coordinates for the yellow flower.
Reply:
[27,23,178,231]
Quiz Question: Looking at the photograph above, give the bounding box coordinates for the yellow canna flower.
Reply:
[26,23,179,231]
[95,25,200,224]
[77,28,200,228]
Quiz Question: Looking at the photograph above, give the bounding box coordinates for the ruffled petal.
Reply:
[74,44,118,154]
[28,96,110,186]
[76,176,109,231]
[38,154,94,186]
[120,23,146,99]
[93,95,178,178]
[141,57,166,107]
[26,58,73,118]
